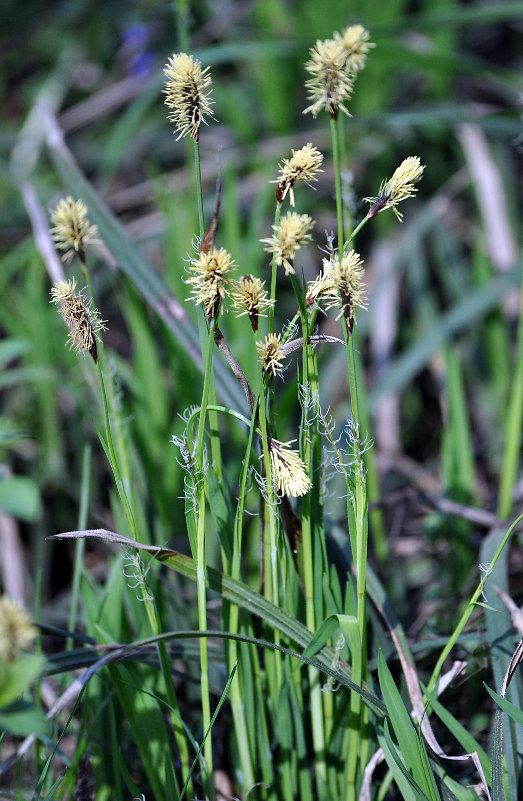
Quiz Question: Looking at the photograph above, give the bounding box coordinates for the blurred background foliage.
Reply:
[0,0,522,702]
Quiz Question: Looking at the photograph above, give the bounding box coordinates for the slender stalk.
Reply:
[79,261,191,791]
[330,116,344,251]
[342,215,369,252]
[193,138,205,241]
[193,320,218,791]
[227,401,258,791]
[192,137,223,487]
[331,112,369,796]
[296,298,328,798]
[426,511,523,695]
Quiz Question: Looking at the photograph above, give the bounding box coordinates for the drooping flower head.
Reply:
[365,156,425,221]
[261,212,314,275]
[272,143,324,206]
[0,595,38,662]
[186,247,234,320]
[303,38,354,119]
[324,250,367,333]
[163,52,214,140]
[267,438,312,497]
[334,25,374,72]
[50,278,107,363]
[231,275,274,332]
[49,197,97,263]
[256,333,286,376]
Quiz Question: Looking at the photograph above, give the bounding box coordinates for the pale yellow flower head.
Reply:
[267,438,312,497]
[231,275,274,332]
[334,25,374,72]
[256,333,286,376]
[303,38,354,119]
[306,261,336,308]
[49,197,97,263]
[273,143,324,206]
[0,596,37,662]
[50,278,107,362]
[186,247,234,320]
[164,52,214,140]
[324,250,367,332]
[365,156,425,221]
[261,212,314,275]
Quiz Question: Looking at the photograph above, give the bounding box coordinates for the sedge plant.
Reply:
[32,21,523,801]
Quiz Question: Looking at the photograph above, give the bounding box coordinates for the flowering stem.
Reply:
[426,511,523,695]
[330,116,344,251]
[193,139,205,240]
[193,319,217,790]
[337,113,352,234]
[227,400,258,792]
[342,322,369,797]
[254,337,282,696]
[342,215,369,252]
[79,262,190,788]
[298,310,328,797]
[192,139,223,489]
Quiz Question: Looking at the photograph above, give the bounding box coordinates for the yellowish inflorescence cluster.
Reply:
[163,52,214,141]
[231,275,274,332]
[273,143,324,206]
[365,156,425,221]
[50,278,106,362]
[303,24,374,119]
[186,247,235,320]
[0,595,37,662]
[324,250,367,332]
[256,333,286,376]
[267,439,312,497]
[49,197,98,263]
[261,212,314,276]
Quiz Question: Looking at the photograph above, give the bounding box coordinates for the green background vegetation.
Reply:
[1,0,522,799]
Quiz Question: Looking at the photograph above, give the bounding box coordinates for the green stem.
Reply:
[330,116,344,251]
[193,320,217,791]
[342,323,369,798]
[254,338,282,699]
[227,402,258,791]
[193,138,205,240]
[342,215,369,253]
[426,511,523,695]
[299,309,328,798]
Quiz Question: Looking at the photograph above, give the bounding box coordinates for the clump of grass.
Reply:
[8,18,523,801]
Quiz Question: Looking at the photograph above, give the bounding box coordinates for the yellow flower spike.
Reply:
[324,251,367,333]
[0,595,38,662]
[231,275,274,332]
[261,212,314,276]
[186,246,234,320]
[163,52,214,141]
[272,143,324,206]
[49,197,97,263]
[335,25,375,72]
[365,156,425,221]
[303,37,354,119]
[256,333,286,377]
[50,278,107,363]
[267,438,312,497]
